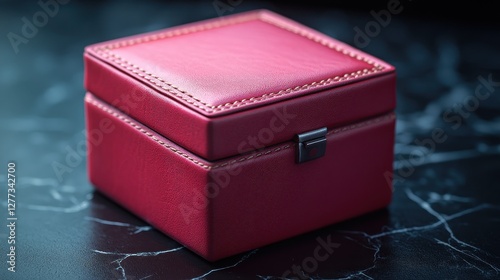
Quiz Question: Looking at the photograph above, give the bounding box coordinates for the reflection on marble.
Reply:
[0,0,499,279]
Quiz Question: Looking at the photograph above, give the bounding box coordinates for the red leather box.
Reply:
[84,10,396,261]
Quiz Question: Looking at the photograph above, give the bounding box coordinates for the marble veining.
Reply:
[255,189,500,279]
[1,1,499,279]
[190,250,259,280]
[85,217,153,234]
[92,247,185,280]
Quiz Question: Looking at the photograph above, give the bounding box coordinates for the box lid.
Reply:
[84,10,395,161]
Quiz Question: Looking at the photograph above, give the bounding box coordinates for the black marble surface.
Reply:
[1,1,500,279]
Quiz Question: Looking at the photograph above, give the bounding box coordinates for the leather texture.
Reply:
[84,9,396,261]
[84,9,396,160]
[85,93,395,261]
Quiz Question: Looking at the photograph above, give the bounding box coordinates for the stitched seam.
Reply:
[197,113,393,168]
[87,97,293,170]
[91,13,387,113]
[327,113,395,136]
[87,98,212,169]
[211,144,292,169]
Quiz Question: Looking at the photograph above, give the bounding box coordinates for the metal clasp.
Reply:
[294,127,327,163]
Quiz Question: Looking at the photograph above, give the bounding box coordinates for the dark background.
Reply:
[1,0,499,279]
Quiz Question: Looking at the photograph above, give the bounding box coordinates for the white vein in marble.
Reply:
[191,249,258,280]
[92,247,184,280]
[85,216,153,234]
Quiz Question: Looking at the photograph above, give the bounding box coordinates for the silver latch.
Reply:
[294,127,327,163]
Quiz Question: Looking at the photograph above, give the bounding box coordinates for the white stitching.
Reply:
[88,95,394,169]
[87,96,294,170]
[91,12,387,113]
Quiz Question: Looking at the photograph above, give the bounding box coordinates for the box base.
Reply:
[85,92,395,261]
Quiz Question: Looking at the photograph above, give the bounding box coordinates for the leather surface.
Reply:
[84,9,396,160]
[85,92,395,261]
[85,93,212,258]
